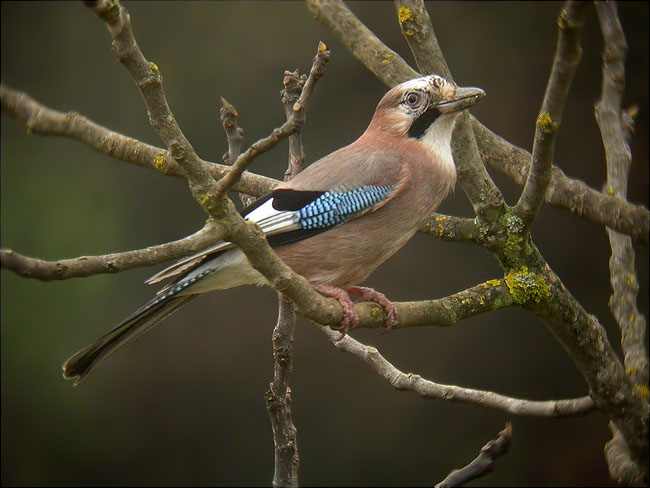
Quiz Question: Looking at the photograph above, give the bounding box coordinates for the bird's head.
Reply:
[366,75,485,141]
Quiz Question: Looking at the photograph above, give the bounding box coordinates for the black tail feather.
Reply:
[63,294,196,385]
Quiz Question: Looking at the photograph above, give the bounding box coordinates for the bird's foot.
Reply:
[347,286,397,332]
[312,283,359,340]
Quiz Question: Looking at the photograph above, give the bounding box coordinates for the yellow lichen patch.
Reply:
[634,384,649,401]
[370,306,382,317]
[381,53,395,66]
[537,112,555,135]
[153,153,166,172]
[606,186,616,196]
[625,274,639,291]
[505,266,551,305]
[484,279,503,288]
[150,62,159,72]
[398,6,413,24]
[625,367,639,377]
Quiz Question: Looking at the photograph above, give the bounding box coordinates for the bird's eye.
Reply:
[405,92,421,107]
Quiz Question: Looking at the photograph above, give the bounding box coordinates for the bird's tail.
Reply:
[62,294,196,385]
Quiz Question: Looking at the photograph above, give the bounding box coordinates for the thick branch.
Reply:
[436,423,512,488]
[319,324,593,417]
[0,220,223,281]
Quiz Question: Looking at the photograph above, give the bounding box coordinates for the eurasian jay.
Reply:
[63,75,485,383]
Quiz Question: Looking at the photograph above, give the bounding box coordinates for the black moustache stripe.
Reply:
[408,106,441,139]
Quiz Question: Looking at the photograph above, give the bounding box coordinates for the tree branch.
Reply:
[475,124,649,245]
[595,2,649,484]
[595,4,648,390]
[514,1,586,227]
[213,42,330,202]
[393,0,452,80]
[420,214,479,243]
[319,325,593,416]
[436,423,512,488]
[266,297,299,488]
[0,85,277,198]
[0,220,223,280]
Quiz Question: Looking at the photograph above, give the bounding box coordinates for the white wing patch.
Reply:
[146,198,301,285]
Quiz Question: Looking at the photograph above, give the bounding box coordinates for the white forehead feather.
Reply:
[397,75,456,99]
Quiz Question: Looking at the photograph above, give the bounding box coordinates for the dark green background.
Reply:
[2,2,648,486]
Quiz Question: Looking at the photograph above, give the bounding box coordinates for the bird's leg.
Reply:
[311,283,359,340]
[346,286,397,331]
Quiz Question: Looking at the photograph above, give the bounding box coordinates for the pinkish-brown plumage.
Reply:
[275,130,456,287]
[63,75,484,383]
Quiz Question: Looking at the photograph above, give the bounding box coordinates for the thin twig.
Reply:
[436,423,512,487]
[514,1,586,227]
[219,97,255,207]
[0,220,222,280]
[319,325,594,416]
[214,42,330,202]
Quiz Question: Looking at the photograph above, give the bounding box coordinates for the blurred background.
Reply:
[1,2,648,486]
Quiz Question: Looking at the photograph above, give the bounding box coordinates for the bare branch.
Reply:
[436,423,512,488]
[595,3,649,484]
[319,325,593,416]
[595,3,648,390]
[514,1,586,227]
[394,0,452,80]
[282,70,308,180]
[476,124,649,245]
[420,214,479,243]
[306,0,418,86]
[87,0,216,208]
[0,220,223,281]
[605,422,648,487]
[266,297,299,488]
[0,84,278,198]
[219,97,254,206]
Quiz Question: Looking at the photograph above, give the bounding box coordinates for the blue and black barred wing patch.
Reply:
[245,185,394,247]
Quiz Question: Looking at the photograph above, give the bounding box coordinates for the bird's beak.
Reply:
[437,86,485,114]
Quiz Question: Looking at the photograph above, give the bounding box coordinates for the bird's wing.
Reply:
[146,145,407,286]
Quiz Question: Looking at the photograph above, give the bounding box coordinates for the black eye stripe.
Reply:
[408,106,441,139]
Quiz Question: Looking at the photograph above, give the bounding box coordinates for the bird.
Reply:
[62,74,485,384]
